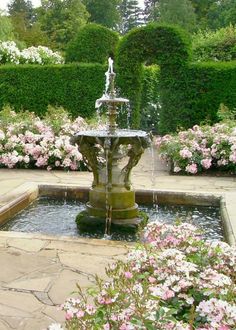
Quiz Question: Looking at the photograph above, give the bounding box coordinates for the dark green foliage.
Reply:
[83,0,122,29]
[116,23,191,129]
[140,65,160,132]
[8,0,34,24]
[192,26,236,62]
[117,22,236,133]
[38,0,89,50]
[66,24,119,64]
[0,63,105,118]
[207,0,236,30]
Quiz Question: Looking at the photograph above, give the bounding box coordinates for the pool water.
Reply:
[0,197,223,241]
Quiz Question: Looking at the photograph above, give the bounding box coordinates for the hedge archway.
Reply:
[116,23,191,131]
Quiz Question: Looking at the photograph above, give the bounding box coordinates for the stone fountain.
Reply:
[72,58,151,234]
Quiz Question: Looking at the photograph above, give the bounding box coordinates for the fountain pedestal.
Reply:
[72,58,151,234]
[73,130,151,227]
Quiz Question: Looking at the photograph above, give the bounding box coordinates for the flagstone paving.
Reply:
[0,148,235,329]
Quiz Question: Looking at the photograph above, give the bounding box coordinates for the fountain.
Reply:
[72,58,151,234]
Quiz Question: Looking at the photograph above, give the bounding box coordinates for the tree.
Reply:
[38,0,89,50]
[83,0,121,29]
[143,0,159,23]
[190,0,216,29]
[118,0,143,34]
[159,0,196,32]
[0,11,15,41]
[207,0,236,29]
[8,0,34,25]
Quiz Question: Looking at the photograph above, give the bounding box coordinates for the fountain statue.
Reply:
[72,58,151,235]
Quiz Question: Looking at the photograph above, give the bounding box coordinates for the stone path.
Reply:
[0,147,235,329]
[0,233,129,330]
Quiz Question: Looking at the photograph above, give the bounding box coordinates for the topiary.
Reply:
[116,23,191,129]
[65,23,119,64]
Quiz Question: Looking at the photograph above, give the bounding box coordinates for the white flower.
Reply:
[48,323,64,330]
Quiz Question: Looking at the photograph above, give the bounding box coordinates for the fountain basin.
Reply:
[0,183,231,243]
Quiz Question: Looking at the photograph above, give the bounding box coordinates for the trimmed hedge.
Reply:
[140,65,160,132]
[116,23,191,129]
[117,23,236,133]
[66,24,119,64]
[0,63,105,118]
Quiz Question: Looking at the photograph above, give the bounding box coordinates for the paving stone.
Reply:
[42,305,65,323]
[37,248,58,259]
[0,250,53,283]
[18,316,54,330]
[0,237,7,247]
[7,238,46,252]
[0,318,13,330]
[0,303,32,318]
[1,317,23,329]
[47,240,128,256]
[48,269,93,305]
[4,276,53,292]
[34,292,54,306]
[58,252,112,277]
[0,290,43,315]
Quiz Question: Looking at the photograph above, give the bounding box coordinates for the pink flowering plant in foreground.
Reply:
[0,105,91,171]
[52,222,236,330]
[155,114,236,175]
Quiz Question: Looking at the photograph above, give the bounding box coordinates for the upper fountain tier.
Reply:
[95,62,129,110]
[95,93,129,108]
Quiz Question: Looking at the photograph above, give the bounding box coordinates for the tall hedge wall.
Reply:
[0,63,105,118]
[116,23,236,133]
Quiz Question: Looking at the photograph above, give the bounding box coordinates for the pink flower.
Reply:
[76,310,84,318]
[65,310,74,320]
[179,148,192,159]
[201,158,212,169]
[162,288,175,300]
[185,163,198,174]
[148,276,156,283]
[124,271,133,279]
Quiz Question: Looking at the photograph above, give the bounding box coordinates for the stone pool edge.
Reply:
[0,182,235,246]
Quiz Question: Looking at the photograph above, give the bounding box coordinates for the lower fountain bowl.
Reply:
[76,210,142,234]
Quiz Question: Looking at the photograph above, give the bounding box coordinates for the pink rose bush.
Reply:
[155,121,236,175]
[52,222,236,330]
[0,106,89,171]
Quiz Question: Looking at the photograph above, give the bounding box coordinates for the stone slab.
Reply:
[58,252,112,277]
[7,238,47,252]
[4,276,53,292]
[48,269,94,305]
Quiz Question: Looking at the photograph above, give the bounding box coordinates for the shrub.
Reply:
[192,25,236,62]
[140,65,160,132]
[0,41,64,65]
[0,105,87,170]
[50,221,236,329]
[116,23,236,133]
[116,23,192,129]
[0,63,105,118]
[66,24,119,64]
[156,109,236,174]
